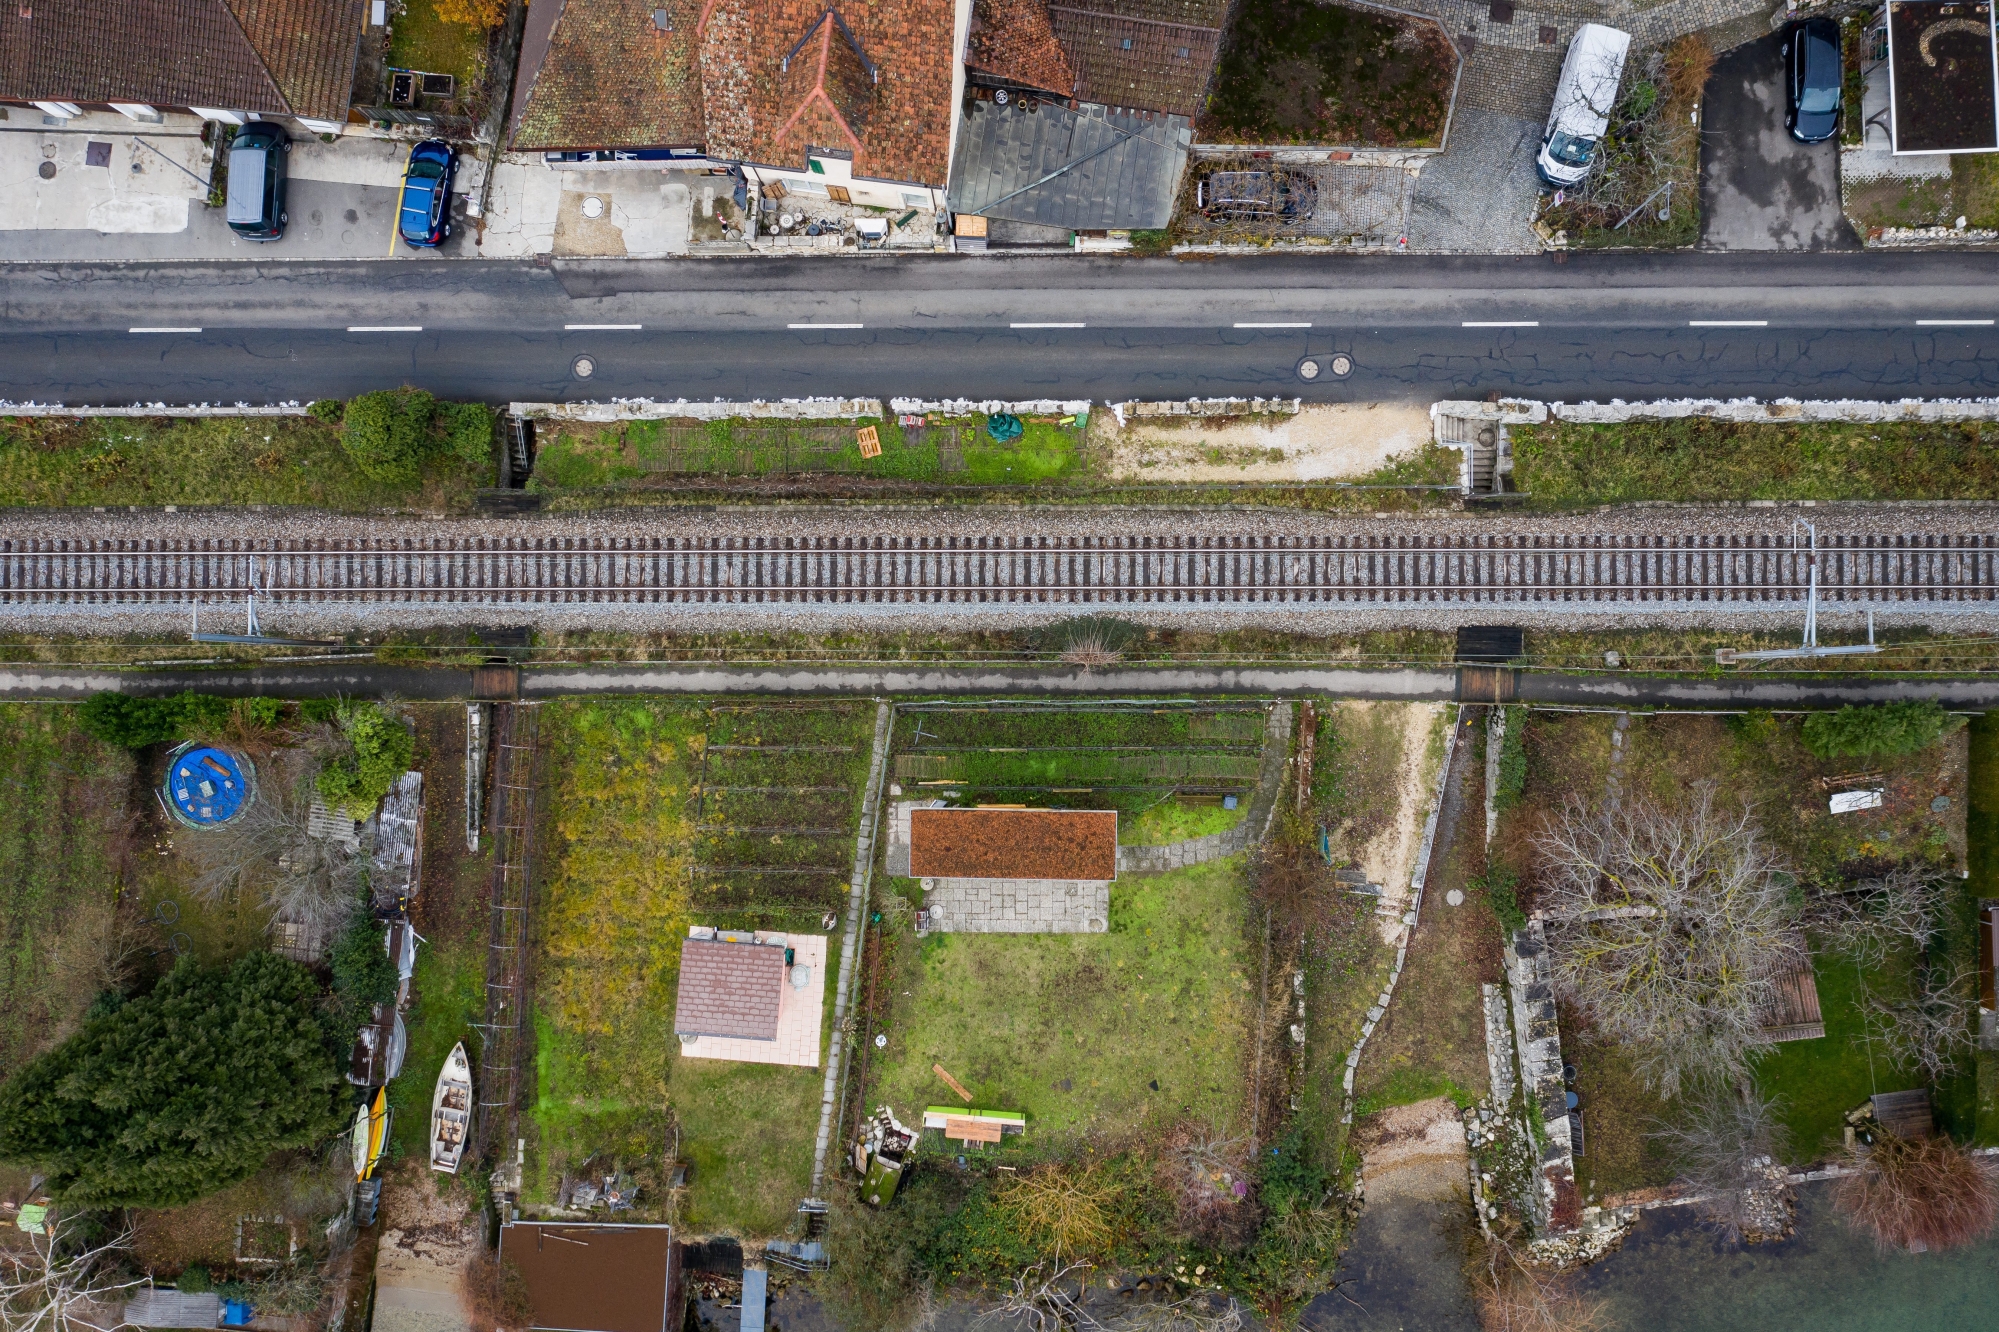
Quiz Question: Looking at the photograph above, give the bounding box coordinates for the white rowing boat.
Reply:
[430,1041,473,1174]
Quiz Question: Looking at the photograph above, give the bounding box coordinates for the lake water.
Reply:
[1576,1182,1999,1331]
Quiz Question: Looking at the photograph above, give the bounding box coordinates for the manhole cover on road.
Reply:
[1329,354,1353,377]
[38,161,55,179]
[581,195,604,219]
[571,354,596,379]
[1296,356,1321,381]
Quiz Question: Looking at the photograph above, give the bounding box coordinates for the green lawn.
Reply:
[1754,946,1913,1161]
[1120,798,1246,846]
[1512,418,1999,505]
[873,860,1253,1144]
[388,1,491,87]
[529,415,1090,491]
[0,705,130,1078]
[0,416,492,510]
[387,936,484,1160]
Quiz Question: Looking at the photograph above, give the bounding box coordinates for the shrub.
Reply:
[177,1264,213,1293]
[329,910,398,1019]
[79,690,231,748]
[300,698,343,725]
[1835,1131,1997,1251]
[433,0,506,26]
[440,401,496,466]
[1478,864,1527,935]
[315,702,414,818]
[1494,705,1527,810]
[1257,1128,1327,1215]
[340,388,438,482]
[1801,700,1961,760]
[235,697,285,729]
[307,399,345,423]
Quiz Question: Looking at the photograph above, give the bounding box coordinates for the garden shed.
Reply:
[674,930,827,1067]
[498,1222,681,1332]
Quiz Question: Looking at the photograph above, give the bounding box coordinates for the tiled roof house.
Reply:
[511,0,966,201]
[673,936,786,1040]
[0,0,366,130]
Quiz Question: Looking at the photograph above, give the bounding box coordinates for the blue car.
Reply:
[397,140,456,248]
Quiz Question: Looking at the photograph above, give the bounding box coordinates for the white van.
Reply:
[1536,24,1632,187]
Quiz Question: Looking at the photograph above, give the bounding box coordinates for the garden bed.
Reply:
[1538,37,1710,249]
[530,699,873,1235]
[0,415,492,511]
[1510,415,1999,504]
[1201,0,1454,147]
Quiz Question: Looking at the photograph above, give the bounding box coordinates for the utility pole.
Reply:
[1717,519,1884,664]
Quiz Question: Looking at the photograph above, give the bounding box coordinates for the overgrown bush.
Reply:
[315,702,414,817]
[1835,1132,1997,1251]
[433,0,506,26]
[439,401,496,466]
[176,1264,213,1293]
[306,399,345,423]
[329,910,397,1028]
[462,1251,534,1332]
[1494,705,1528,810]
[78,690,232,748]
[340,388,439,482]
[1801,700,1960,760]
[1477,864,1527,935]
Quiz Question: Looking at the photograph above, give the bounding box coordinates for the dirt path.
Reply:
[1358,702,1446,943]
[373,1165,477,1332]
[1098,404,1435,483]
[1356,1096,1471,1203]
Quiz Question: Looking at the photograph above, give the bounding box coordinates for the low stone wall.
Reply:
[0,402,310,417]
[511,397,883,422]
[1113,398,1301,421]
[1504,919,1581,1235]
[1117,700,1294,874]
[1432,396,1999,430]
[888,397,1092,417]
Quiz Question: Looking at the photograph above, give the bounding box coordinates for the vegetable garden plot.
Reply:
[689,705,872,917]
[893,703,1270,816]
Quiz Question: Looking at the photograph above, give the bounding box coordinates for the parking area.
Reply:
[1699,32,1859,250]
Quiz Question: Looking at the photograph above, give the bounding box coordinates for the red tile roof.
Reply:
[674,938,785,1040]
[967,0,1074,98]
[511,0,708,151]
[909,808,1119,881]
[0,0,363,120]
[516,0,955,184]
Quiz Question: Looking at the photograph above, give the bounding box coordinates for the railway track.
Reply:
[2,532,1997,606]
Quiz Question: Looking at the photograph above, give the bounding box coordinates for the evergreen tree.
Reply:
[0,953,345,1207]
[1801,700,1959,760]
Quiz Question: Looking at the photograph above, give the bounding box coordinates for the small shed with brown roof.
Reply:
[674,936,787,1041]
[909,807,1118,882]
[499,1222,681,1332]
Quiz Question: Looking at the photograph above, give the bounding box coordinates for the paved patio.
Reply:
[677,932,827,1067]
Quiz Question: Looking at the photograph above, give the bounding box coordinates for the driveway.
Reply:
[1699,33,1859,250]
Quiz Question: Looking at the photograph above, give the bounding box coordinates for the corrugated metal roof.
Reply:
[946,96,1189,230]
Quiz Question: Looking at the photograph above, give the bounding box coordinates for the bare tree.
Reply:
[1647,1083,1791,1243]
[1867,963,1979,1083]
[984,1264,1244,1332]
[178,778,362,932]
[1809,864,1955,967]
[1536,786,1804,1098]
[0,1220,147,1332]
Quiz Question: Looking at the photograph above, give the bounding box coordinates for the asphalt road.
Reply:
[3,251,1999,404]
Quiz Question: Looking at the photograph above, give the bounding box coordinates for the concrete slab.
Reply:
[1699,35,1861,251]
[679,932,827,1067]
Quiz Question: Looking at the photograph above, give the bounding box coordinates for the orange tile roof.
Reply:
[909,808,1119,881]
[967,0,1075,98]
[515,0,955,184]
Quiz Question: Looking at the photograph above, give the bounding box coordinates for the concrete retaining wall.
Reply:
[1433,396,1999,430]
[0,402,310,417]
[511,398,884,422]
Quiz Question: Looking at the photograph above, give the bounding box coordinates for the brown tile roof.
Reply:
[500,1223,677,1332]
[1047,0,1223,117]
[674,938,785,1040]
[967,0,1074,98]
[517,0,952,182]
[909,808,1118,881]
[511,0,708,151]
[0,0,361,119]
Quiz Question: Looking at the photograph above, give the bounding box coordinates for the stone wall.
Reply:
[1504,919,1581,1235]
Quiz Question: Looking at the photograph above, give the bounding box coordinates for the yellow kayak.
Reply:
[352,1087,391,1181]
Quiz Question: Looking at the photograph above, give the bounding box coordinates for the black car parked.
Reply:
[225,121,290,240]
[1784,18,1843,144]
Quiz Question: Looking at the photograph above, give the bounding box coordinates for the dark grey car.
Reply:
[1784,18,1843,144]
[226,122,290,241]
